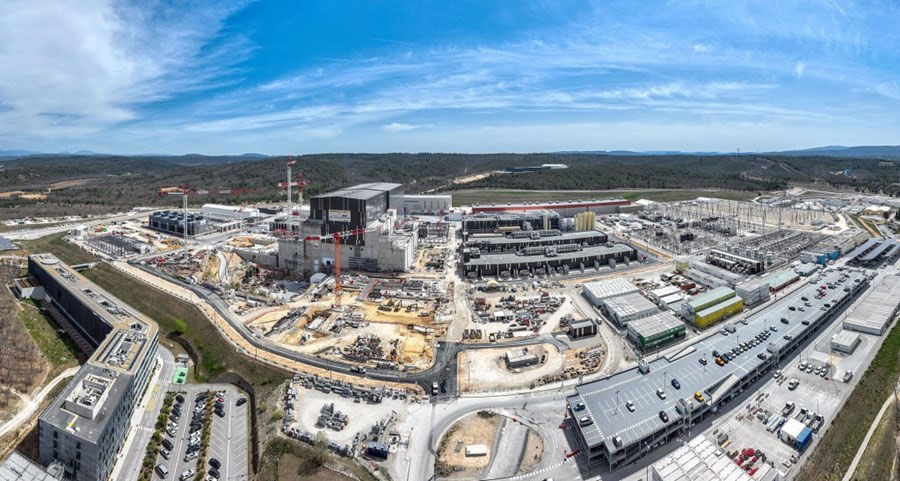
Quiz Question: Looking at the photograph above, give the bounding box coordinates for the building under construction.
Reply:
[272,183,417,278]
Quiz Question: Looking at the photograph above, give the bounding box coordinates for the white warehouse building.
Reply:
[201,203,261,222]
[401,195,452,215]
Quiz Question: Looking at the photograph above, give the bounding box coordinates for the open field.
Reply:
[449,189,760,206]
[82,262,289,392]
[17,232,97,265]
[797,318,900,481]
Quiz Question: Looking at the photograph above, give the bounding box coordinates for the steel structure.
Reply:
[157,184,252,242]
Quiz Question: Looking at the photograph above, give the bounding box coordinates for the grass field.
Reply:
[16,232,96,265]
[81,263,288,393]
[18,299,81,377]
[449,188,760,206]
[850,397,898,481]
[797,318,900,481]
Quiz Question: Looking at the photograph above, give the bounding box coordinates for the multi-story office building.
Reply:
[27,254,159,481]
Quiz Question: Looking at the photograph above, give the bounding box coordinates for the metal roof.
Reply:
[686,286,734,310]
[315,183,402,201]
[0,236,17,251]
[583,277,640,301]
[765,270,799,289]
[860,240,895,262]
[568,268,866,452]
[695,296,743,318]
[627,311,684,338]
[604,293,659,318]
[843,274,900,334]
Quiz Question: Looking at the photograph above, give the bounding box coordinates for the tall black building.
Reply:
[308,183,403,243]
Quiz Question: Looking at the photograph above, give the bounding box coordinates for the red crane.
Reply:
[157,184,253,242]
[301,227,376,307]
[277,168,307,216]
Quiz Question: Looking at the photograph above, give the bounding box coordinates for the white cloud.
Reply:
[795,61,807,79]
[383,122,423,132]
[0,0,246,141]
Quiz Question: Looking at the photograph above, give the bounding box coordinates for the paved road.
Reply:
[0,366,80,438]
[114,347,176,481]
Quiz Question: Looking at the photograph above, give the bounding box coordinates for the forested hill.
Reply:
[0,153,897,220]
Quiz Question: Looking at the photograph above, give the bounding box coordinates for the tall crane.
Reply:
[278,164,307,216]
[301,227,377,307]
[157,184,253,243]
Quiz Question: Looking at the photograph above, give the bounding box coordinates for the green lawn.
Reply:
[797,317,900,481]
[18,300,81,377]
[81,262,287,392]
[17,232,97,265]
[449,188,760,206]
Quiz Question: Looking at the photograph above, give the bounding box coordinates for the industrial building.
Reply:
[200,203,261,222]
[462,229,608,254]
[505,348,540,369]
[469,198,643,217]
[23,254,159,481]
[462,210,561,234]
[601,292,659,327]
[843,274,900,335]
[794,262,821,277]
[766,270,800,292]
[583,278,640,307]
[706,249,764,274]
[400,194,452,215]
[463,242,637,278]
[567,268,868,470]
[273,183,418,278]
[148,210,209,237]
[735,278,771,307]
[831,329,861,354]
[569,319,599,339]
[681,286,743,328]
[626,311,686,351]
[649,285,681,304]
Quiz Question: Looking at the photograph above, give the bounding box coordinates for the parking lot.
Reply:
[155,384,249,481]
[700,273,894,475]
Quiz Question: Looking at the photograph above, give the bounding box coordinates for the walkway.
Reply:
[841,387,898,481]
[0,366,79,437]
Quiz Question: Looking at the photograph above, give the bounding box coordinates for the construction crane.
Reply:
[301,227,377,307]
[278,163,307,216]
[157,184,253,243]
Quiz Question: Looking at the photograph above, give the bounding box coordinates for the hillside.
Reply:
[0,153,898,220]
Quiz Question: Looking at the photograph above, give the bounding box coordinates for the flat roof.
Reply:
[844,274,900,333]
[766,270,799,289]
[464,230,605,247]
[568,268,866,452]
[315,183,402,201]
[832,329,860,347]
[695,296,743,318]
[465,243,635,267]
[846,238,879,259]
[30,253,158,443]
[0,236,16,251]
[627,311,684,337]
[583,277,640,301]
[0,451,62,481]
[471,198,629,213]
[603,293,659,318]
[686,286,734,310]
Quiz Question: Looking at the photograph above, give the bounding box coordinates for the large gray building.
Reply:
[567,268,868,471]
[26,254,159,481]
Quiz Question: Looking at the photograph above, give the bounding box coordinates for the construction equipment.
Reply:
[279,159,307,216]
[299,227,377,307]
[157,184,253,243]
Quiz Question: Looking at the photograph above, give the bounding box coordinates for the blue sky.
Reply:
[1,0,900,154]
